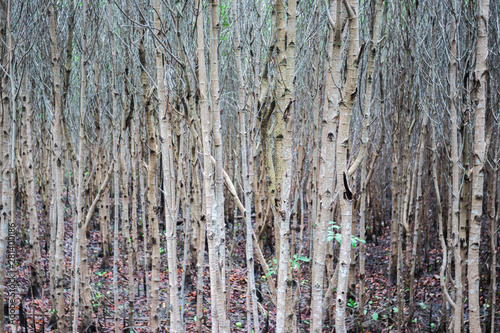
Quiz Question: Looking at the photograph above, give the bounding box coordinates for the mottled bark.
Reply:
[48,5,68,331]
[21,71,43,298]
[152,0,182,329]
[273,0,296,331]
[448,9,464,332]
[310,1,341,330]
[209,1,229,330]
[335,0,359,331]
[72,1,88,330]
[233,0,260,331]
[468,1,489,331]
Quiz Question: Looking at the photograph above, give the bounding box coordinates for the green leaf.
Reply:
[235,322,242,327]
[372,312,378,321]
[335,234,342,244]
[393,307,398,313]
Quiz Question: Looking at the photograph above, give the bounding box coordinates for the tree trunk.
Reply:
[21,71,43,298]
[335,0,358,331]
[232,0,260,331]
[448,8,464,331]
[407,113,428,324]
[310,1,341,330]
[209,1,229,330]
[153,0,182,329]
[273,0,296,331]
[197,1,225,331]
[0,4,10,329]
[48,5,68,331]
[72,2,87,330]
[468,1,489,331]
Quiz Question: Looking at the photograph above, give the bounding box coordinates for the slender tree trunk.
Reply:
[408,113,428,323]
[127,72,138,333]
[209,1,229,330]
[448,8,464,331]
[459,122,470,286]
[146,70,160,333]
[197,1,222,331]
[107,4,121,331]
[486,136,497,333]
[272,0,296,331]
[335,0,359,331]
[21,71,43,298]
[8,8,18,333]
[48,5,68,331]
[120,81,133,333]
[72,2,87,330]
[232,0,260,331]
[468,1,489,331]
[0,4,10,329]
[152,0,182,329]
[430,120,457,320]
[194,157,206,333]
[138,3,151,303]
[310,1,340,330]
[355,1,383,329]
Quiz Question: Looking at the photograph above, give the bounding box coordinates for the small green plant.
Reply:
[265,255,310,277]
[291,253,310,270]
[327,221,366,247]
[95,271,108,277]
[264,258,277,278]
[347,298,358,308]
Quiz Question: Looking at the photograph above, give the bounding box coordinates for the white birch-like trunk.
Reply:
[274,0,295,331]
[449,8,463,332]
[152,0,182,330]
[197,1,222,331]
[335,0,358,331]
[468,1,489,331]
[21,71,43,298]
[209,1,229,330]
[232,0,260,331]
[48,5,68,331]
[72,1,87,330]
[0,4,10,329]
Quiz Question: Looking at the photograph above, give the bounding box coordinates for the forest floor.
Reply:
[5,199,497,332]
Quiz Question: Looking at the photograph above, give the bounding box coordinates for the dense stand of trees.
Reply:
[0,0,498,332]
